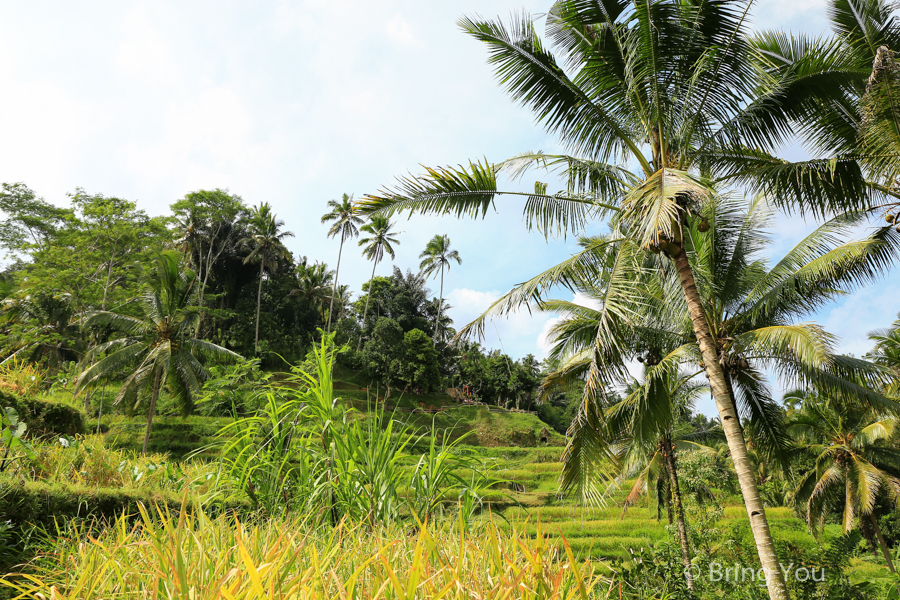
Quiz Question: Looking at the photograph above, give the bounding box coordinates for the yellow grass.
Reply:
[2,503,615,599]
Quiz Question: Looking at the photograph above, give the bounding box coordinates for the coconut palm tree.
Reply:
[241,202,294,355]
[529,195,899,490]
[321,194,363,333]
[294,256,335,323]
[1,291,84,374]
[357,216,400,350]
[358,1,888,590]
[789,395,900,572]
[75,251,242,454]
[868,312,900,396]
[604,359,714,593]
[419,235,462,345]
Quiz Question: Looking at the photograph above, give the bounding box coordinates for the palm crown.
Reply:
[321,194,363,332]
[419,234,461,345]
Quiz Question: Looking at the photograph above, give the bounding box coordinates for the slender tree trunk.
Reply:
[869,513,897,573]
[357,259,378,351]
[327,237,345,333]
[671,246,790,600]
[255,259,264,354]
[142,368,162,456]
[662,437,696,593]
[433,265,444,345]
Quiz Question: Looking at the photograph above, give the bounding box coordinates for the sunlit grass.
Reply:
[2,504,613,599]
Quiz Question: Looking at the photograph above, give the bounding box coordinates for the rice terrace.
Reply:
[3,1,900,598]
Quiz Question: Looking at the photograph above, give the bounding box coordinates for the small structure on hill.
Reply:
[540,427,550,445]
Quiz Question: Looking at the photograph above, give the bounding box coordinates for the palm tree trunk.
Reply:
[255,259,264,354]
[869,513,897,573]
[142,368,162,456]
[357,259,378,351]
[326,237,345,333]
[662,437,696,593]
[433,265,444,345]
[671,247,790,600]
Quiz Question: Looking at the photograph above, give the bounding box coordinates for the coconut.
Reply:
[887,214,896,223]
[698,219,710,232]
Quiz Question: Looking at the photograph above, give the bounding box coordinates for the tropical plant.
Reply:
[0,291,84,374]
[357,216,400,349]
[294,256,335,322]
[602,360,713,593]
[75,251,242,454]
[321,194,363,332]
[789,395,900,573]
[0,408,34,474]
[241,202,294,354]
[419,234,462,345]
[773,0,900,211]
[358,1,887,591]
[171,189,247,312]
[868,312,900,397]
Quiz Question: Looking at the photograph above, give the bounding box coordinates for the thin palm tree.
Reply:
[75,251,242,454]
[357,216,400,350]
[604,358,713,593]
[419,234,461,345]
[789,396,900,572]
[241,202,294,355]
[321,194,363,333]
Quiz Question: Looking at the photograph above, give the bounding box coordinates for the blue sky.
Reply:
[0,1,893,413]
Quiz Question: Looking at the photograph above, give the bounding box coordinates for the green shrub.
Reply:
[0,390,84,438]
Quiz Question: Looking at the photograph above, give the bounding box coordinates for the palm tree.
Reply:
[1,291,84,374]
[356,5,884,593]
[604,359,713,593]
[357,216,400,350]
[321,194,363,333]
[241,202,294,355]
[868,313,900,396]
[789,396,900,572]
[75,251,242,454]
[530,195,898,485]
[294,256,335,323]
[419,234,461,345]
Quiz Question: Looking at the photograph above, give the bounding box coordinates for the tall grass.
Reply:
[217,335,490,525]
[1,504,612,599]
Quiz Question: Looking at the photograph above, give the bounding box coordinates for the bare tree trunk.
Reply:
[327,237,345,333]
[433,265,444,345]
[671,246,790,600]
[662,437,696,593]
[255,259,264,354]
[357,259,378,351]
[142,368,162,456]
[869,513,897,573]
